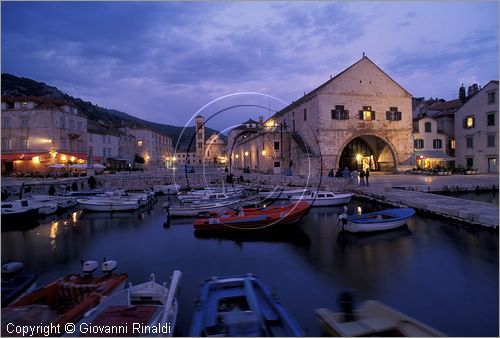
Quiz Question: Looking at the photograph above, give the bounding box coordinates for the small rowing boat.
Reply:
[339,208,415,233]
[189,274,303,336]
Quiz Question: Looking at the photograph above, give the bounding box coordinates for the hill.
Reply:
[1,73,226,149]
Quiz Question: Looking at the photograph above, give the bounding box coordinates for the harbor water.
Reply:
[1,196,498,336]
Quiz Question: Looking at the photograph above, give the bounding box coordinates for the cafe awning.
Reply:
[415,151,455,160]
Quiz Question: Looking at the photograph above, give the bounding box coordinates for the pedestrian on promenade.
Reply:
[342,167,351,184]
[359,168,365,187]
[352,168,359,187]
[328,169,334,177]
[365,169,370,186]
[335,168,342,178]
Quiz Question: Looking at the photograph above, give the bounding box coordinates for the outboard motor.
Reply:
[102,259,118,274]
[82,260,98,275]
[337,290,355,321]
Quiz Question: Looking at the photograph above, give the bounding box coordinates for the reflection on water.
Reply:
[1,197,498,337]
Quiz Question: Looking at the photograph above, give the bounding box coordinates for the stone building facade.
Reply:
[1,96,88,173]
[231,56,414,175]
[120,126,172,169]
[455,80,498,173]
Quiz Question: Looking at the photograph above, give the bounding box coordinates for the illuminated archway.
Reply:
[338,135,397,171]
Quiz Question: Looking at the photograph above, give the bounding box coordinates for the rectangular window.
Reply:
[450,138,456,150]
[488,91,496,104]
[138,140,143,147]
[331,105,349,120]
[466,136,473,148]
[386,107,402,121]
[424,122,432,132]
[60,117,65,129]
[21,138,30,150]
[2,118,9,128]
[359,106,375,121]
[414,139,424,149]
[274,161,281,168]
[21,117,29,128]
[303,108,307,121]
[433,139,442,149]
[463,116,474,129]
[487,134,496,147]
[466,157,474,168]
[274,141,280,150]
[487,113,495,126]
[60,138,66,150]
[2,138,11,151]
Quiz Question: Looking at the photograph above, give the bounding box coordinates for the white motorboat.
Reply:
[177,192,241,203]
[77,197,140,212]
[290,191,352,207]
[73,271,182,337]
[102,190,150,207]
[168,199,240,217]
[338,208,416,233]
[1,199,46,219]
[30,195,78,210]
[316,299,444,336]
[258,188,310,200]
[153,184,180,195]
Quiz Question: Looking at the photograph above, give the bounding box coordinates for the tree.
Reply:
[88,176,97,190]
[133,154,145,169]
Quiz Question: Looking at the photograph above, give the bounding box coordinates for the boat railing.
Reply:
[161,270,182,326]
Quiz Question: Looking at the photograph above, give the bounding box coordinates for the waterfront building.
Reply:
[454,80,499,173]
[1,96,89,174]
[230,56,414,175]
[87,121,120,166]
[120,126,173,169]
[412,116,454,169]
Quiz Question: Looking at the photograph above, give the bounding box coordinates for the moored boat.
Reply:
[1,200,39,225]
[189,274,303,336]
[258,188,310,200]
[316,299,444,336]
[1,260,128,335]
[168,199,241,217]
[339,208,416,233]
[77,197,140,212]
[72,270,182,337]
[193,201,311,232]
[153,184,180,195]
[1,262,37,307]
[290,191,352,207]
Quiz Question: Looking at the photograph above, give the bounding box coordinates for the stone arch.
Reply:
[337,134,398,172]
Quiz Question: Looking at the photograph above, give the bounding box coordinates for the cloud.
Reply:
[1,1,498,129]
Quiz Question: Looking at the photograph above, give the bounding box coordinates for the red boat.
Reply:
[1,261,128,336]
[193,201,311,232]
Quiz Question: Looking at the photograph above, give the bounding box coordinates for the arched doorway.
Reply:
[338,135,396,172]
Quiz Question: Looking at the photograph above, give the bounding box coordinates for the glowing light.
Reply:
[49,221,59,251]
[138,140,143,147]
[51,151,57,158]
[61,154,67,161]
[261,150,266,156]
[357,206,362,215]
[244,151,249,157]
[265,119,275,128]
[32,156,40,164]
[172,156,177,161]
[72,212,78,223]
[235,154,239,159]
[356,154,362,162]
[70,156,76,162]
[145,155,150,161]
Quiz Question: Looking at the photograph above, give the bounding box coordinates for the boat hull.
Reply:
[343,208,416,233]
[291,194,352,207]
[193,201,311,232]
[169,200,240,217]
[189,274,303,336]
[77,199,140,212]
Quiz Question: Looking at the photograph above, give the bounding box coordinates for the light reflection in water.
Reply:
[357,206,362,214]
[49,221,59,251]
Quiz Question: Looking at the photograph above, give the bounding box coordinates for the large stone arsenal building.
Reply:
[230,56,414,175]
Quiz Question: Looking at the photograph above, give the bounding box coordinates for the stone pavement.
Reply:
[354,174,499,228]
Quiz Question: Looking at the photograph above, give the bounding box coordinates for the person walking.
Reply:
[359,168,365,187]
[351,168,359,187]
[365,169,370,186]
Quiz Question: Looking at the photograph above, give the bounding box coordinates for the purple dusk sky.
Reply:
[2,1,498,131]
